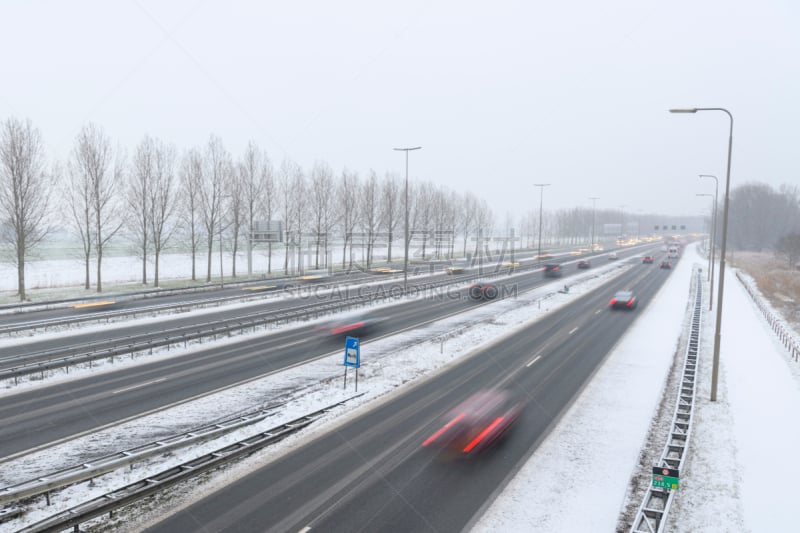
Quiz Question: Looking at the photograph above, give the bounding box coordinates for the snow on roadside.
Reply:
[4,260,634,531]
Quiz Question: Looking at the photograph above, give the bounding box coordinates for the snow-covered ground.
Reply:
[3,243,799,532]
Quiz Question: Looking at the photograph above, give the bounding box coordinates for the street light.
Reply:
[696,193,715,294]
[393,146,422,295]
[670,107,734,402]
[534,184,550,261]
[589,197,599,254]
[700,174,719,305]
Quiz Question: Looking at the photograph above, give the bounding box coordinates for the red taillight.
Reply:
[626,299,634,307]
[610,298,617,305]
[423,412,466,447]
[331,322,365,335]
[463,417,504,453]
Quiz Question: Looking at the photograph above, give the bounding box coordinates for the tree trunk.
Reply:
[96,249,103,293]
[17,250,26,301]
[206,234,214,281]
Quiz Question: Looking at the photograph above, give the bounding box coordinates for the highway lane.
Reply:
[0,262,536,362]
[145,255,675,532]
[1,245,651,362]
[0,248,660,461]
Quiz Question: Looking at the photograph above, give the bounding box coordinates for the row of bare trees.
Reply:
[0,118,501,300]
[8,116,794,302]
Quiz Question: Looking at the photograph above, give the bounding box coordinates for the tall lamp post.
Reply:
[393,146,422,295]
[589,197,599,254]
[671,107,734,402]
[700,174,719,302]
[696,193,715,297]
[534,183,550,261]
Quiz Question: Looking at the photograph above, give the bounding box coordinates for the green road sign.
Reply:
[651,466,680,490]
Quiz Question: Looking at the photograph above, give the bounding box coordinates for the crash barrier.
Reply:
[5,395,362,532]
[0,267,524,383]
[630,268,702,532]
[735,271,800,362]
[0,396,317,506]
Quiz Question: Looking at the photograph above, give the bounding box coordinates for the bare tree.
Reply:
[459,192,477,258]
[128,136,155,284]
[360,170,380,268]
[291,165,306,272]
[201,136,229,282]
[415,182,435,260]
[261,154,276,274]
[239,141,265,276]
[227,158,244,278]
[0,117,52,301]
[309,160,335,269]
[179,148,204,281]
[66,152,93,289]
[381,173,400,262]
[774,232,800,269]
[337,168,360,270]
[70,123,124,292]
[278,158,302,274]
[149,139,177,287]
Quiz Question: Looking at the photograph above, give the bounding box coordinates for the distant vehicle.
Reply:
[577,260,591,269]
[468,283,498,300]
[422,389,525,458]
[667,246,679,258]
[609,290,637,310]
[660,261,672,269]
[295,269,330,282]
[642,256,654,264]
[501,261,520,269]
[608,252,618,260]
[370,266,403,274]
[543,264,563,277]
[445,265,466,275]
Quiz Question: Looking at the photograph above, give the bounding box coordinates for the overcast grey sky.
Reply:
[1,0,797,221]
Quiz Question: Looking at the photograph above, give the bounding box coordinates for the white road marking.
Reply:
[526,355,542,367]
[112,378,166,394]
[298,527,312,533]
[595,309,603,314]
[568,327,579,335]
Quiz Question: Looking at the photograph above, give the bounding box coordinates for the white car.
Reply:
[608,252,618,260]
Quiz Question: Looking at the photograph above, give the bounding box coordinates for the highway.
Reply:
[0,249,658,462]
[145,254,672,532]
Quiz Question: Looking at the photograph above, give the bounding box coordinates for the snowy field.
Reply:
[3,243,800,532]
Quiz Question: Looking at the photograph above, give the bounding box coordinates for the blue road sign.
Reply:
[343,336,360,368]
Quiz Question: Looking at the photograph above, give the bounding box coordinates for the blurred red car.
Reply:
[422,389,524,457]
[642,256,654,264]
[315,311,376,338]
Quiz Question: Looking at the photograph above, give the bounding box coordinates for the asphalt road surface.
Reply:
[145,254,672,532]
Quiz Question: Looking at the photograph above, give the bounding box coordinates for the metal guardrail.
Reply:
[629,268,702,532]
[735,271,800,361]
[0,398,297,506]
[8,395,363,533]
